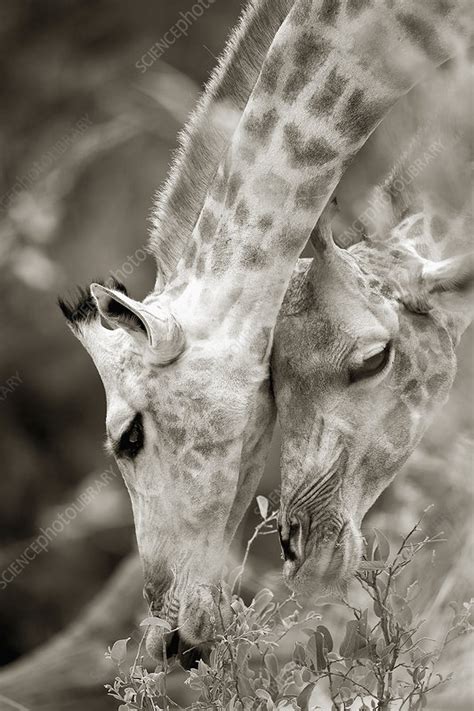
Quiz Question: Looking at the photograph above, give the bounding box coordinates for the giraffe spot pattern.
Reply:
[319,0,341,25]
[183,240,198,269]
[426,372,449,395]
[210,229,233,275]
[282,32,331,102]
[346,0,371,15]
[283,69,312,102]
[307,68,348,115]
[210,172,226,202]
[384,402,412,449]
[393,350,412,379]
[194,252,207,279]
[277,227,308,257]
[244,107,279,143]
[284,123,337,167]
[259,46,284,94]
[199,208,218,243]
[396,12,444,62]
[240,244,268,270]
[295,171,335,210]
[290,0,312,25]
[337,89,389,143]
[294,31,331,72]
[234,199,250,226]
[258,214,274,232]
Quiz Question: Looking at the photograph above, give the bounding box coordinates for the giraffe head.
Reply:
[59,280,274,663]
[272,207,473,596]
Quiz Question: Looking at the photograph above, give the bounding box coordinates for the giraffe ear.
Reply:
[422,253,474,296]
[90,284,185,363]
[420,252,474,315]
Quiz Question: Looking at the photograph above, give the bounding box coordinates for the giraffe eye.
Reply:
[349,343,392,384]
[117,413,144,459]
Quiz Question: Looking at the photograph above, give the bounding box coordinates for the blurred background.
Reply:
[0,1,472,709]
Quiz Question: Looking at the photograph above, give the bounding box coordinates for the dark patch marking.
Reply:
[295,170,335,210]
[284,123,337,168]
[385,402,412,448]
[397,12,444,62]
[240,245,268,270]
[308,68,348,114]
[210,228,233,275]
[244,108,278,143]
[258,214,273,232]
[291,0,312,24]
[283,69,311,102]
[295,31,331,71]
[282,32,331,102]
[234,199,250,226]
[260,46,284,94]
[199,209,218,243]
[426,372,448,394]
[336,89,388,143]
[319,0,341,24]
[347,0,371,14]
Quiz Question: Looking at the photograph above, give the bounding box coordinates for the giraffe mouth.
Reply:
[145,625,206,669]
[145,582,234,665]
[280,514,362,594]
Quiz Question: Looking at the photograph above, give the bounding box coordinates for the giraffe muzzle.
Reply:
[279,511,362,594]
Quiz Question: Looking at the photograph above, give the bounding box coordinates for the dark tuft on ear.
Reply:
[58,278,127,327]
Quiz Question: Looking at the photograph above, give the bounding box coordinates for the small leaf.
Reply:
[296,683,316,710]
[316,625,333,653]
[252,588,274,615]
[293,641,307,666]
[257,495,269,519]
[340,620,358,658]
[140,616,172,631]
[373,528,391,563]
[110,638,130,664]
[265,652,279,678]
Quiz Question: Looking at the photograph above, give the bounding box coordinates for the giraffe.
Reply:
[272,98,474,595]
[59,0,470,664]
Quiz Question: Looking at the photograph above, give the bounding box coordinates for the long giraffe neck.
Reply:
[164,0,469,338]
[150,0,295,286]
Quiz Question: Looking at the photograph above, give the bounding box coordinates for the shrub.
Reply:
[105,505,472,710]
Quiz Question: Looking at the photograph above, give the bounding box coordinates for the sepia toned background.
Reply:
[0,1,472,709]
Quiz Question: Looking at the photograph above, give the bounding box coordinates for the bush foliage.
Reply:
[106,506,472,711]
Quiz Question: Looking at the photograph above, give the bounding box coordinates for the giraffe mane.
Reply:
[147,0,295,283]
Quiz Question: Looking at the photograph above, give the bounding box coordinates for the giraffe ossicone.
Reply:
[59,0,473,662]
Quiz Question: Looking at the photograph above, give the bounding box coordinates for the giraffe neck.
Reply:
[165,0,470,335]
[149,0,296,286]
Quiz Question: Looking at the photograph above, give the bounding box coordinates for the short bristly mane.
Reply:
[148,0,295,284]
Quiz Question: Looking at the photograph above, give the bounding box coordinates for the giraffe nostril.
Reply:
[165,630,181,659]
[278,518,304,563]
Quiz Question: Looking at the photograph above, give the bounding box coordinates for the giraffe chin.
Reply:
[282,518,363,597]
